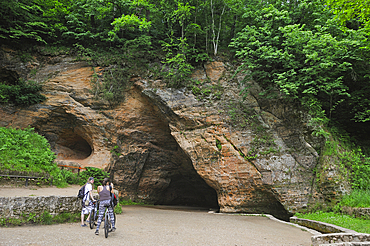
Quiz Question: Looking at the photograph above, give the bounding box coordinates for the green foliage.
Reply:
[98,67,130,106]
[0,79,46,106]
[56,166,110,187]
[37,45,71,56]
[0,127,105,187]
[340,189,370,208]
[340,150,370,190]
[327,0,370,39]
[78,167,110,187]
[0,217,23,226]
[40,210,53,224]
[0,0,49,43]
[161,35,194,88]
[114,203,122,214]
[59,168,81,185]
[295,211,370,234]
[324,125,370,190]
[229,0,370,127]
[110,14,151,34]
[216,139,222,151]
[120,199,148,206]
[83,45,152,105]
[189,79,223,101]
[228,101,256,129]
[0,127,68,185]
[0,211,80,227]
[110,145,121,157]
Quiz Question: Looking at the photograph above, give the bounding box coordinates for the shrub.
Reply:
[78,167,110,187]
[0,127,66,187]
[340,189,370,208]
[0,79,46,106]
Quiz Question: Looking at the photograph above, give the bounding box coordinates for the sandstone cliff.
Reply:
[0,47,350,220]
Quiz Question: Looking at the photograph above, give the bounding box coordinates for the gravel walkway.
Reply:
[0,186,314,246]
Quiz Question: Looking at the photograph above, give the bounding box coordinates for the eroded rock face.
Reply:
[0,47,349,220]
[0,47,218,209]
[136,63,326,219]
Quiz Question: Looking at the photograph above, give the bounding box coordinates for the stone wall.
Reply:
[311,233,370,246]
[291,217,370,246]
[290,217,357,234]
[0,196,81,219]
[342,207,370,219]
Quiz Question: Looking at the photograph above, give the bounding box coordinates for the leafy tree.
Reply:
[229,0,370,127]
[327,0,370,32]
[0,0,50,43]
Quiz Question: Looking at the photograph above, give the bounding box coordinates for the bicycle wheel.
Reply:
[89,208,95,229]
[113,212,116,229]
[104,210,109,238]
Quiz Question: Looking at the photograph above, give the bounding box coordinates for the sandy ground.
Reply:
[0,185,316,246]
[0,185,94,197]
[0,205,314,246]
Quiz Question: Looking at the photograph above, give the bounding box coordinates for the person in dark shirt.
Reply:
[94,178,116,235]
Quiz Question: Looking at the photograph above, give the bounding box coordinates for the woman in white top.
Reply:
[81,177,95,227]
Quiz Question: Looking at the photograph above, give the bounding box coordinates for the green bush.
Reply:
[114,203,123,214]
[0,127,66,187]
[40,211,53,225]
[60,169,81,185]
[78,167,110,187]
[326,126,370,190]
[0,79,46,106]
[341,150,370,190]
[340,189,370,208]
[0,126,112,188]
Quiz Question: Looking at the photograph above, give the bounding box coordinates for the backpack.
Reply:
[77,185,86,199]
[111,193,118,207]
[109,185,118,207]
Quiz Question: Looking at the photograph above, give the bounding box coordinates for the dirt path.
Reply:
[0,205,314,246]
[0,186,315,246]
[0,185,92,197]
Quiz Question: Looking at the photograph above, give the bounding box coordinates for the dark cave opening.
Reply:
[55,129,93,160]
[156,173,220,211]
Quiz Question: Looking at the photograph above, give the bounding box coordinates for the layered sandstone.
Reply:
[0,47,350,220]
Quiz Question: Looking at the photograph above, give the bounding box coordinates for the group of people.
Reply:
[80,177,116,235]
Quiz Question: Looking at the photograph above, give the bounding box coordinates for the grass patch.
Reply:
[114,203,123,214]
[295,211,370,234]
[340,189,370,208]
[0,211,80,227]
[120,199,149,206]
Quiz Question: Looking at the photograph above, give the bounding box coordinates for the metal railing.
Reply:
[57,164,86,175]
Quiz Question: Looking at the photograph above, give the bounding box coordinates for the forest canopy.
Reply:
[1,0,370,147]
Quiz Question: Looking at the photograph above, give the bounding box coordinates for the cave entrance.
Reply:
[156,172,220,210]
[151,146,220,210]
[55,129,93,160]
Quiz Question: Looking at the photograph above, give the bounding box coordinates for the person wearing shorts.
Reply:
[81,177,95,227]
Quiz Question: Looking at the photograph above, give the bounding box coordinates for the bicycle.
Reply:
[102,203,116,238]
[89,199,99,229]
